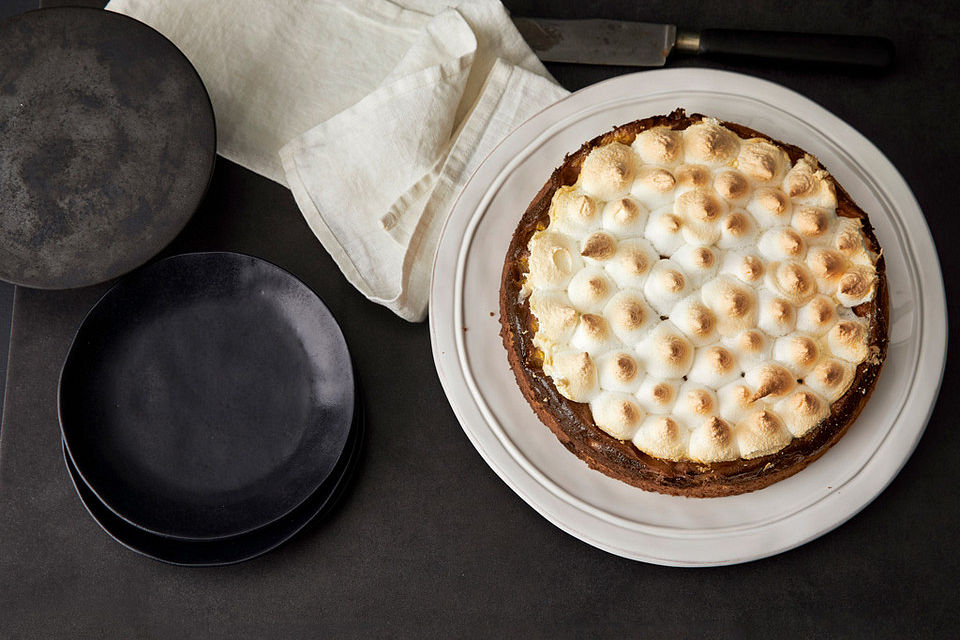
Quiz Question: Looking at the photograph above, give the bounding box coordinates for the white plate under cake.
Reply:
[499,109,888,497]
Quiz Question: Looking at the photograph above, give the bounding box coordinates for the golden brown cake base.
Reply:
[499,110,888,497]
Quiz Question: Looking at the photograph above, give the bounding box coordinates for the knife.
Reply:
[512,17,894,69]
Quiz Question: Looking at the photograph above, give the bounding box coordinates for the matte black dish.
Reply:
[59,252,354,540]
[62,398,364,566]
[0,7,216,289]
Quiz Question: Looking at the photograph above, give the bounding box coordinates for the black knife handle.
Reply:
[689,29,894,68]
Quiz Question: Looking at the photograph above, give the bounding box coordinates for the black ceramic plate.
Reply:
[0,7,216,289]
[59,252,355,540]
[62,398,364,566]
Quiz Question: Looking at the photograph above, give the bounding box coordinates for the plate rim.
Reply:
[58,250,355,541]
[429,68,948,566]
[61,393,365,567]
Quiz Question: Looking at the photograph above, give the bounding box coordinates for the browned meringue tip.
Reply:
[738,140,784,182]
[651,382,674,404]
[634,127,682,164]
[676,164,711,188]
[715,170,750,200]
[807,248,846,279]
[677,189,723,222]
[755,187,789,214]
[611,297,648,331]
[661,269,686,293]
[750,364,794,402]
[707,346,735,373]
[579,313,608,340]
[684,122,739,164]
[658,335,691,365]
[614,353,638,382]
[641,167,677,192]
[703,416,733,444]
[580,231,616,260]
[794,206,830,237]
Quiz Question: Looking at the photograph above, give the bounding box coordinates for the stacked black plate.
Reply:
[58,252,362,565]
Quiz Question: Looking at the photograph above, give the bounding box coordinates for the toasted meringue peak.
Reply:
[603,289,656,344]
[676,189,725,223]
[758,226,807,261]
[549,186,600,236]
[797,295,838,336]
[605,238,658,289]
[635,376,680,414]
[528,290,579,345]
[676,188,726,247]
[671,294,719,346]
[717,381,761,424]
[766,260,816,305]
[645,207,685,256]
[737,409,791,459]
[757,290,797,337]
[737,139,788,184]
[827,319,869,363]
[673,381,719,428]
[594,350,642,392]
[569,312,618,357]
[580,231,617,261]
[783,156,837,207]
[675,164,713,192]
[745,362,796,402]
[545,351,599,402]
[806,247,848,294]
[804,357,856,402]
[792,206,834,242]
[600,197,649,237]
[640,321,695,379]
[773,333,821,377]
[775,388,830,437]
[632,127,683,165]
[526,232,583,291]
[722,329,772,368]
[833,219,867,257]
[747,187,793,229]
[836,266,877,307]
[567,266,615,312]
[631,167,678,210]
[688,345,740,388]
[689,416,739,462]
[671,245,719,288]
[701,276,758,336]
[714,170,751,203]
[643,259,690,315]
[633,415,688,461]
[717,210,759,249]
[580,142,637,201]
[683,120,740,166]
[718,250,765,287]
[590,392,646,439]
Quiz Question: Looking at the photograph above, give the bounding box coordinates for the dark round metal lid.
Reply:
[0,7,216,289]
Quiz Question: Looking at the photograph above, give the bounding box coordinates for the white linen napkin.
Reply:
[105,0,569,321]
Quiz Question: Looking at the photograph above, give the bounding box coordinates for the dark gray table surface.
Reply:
[1,0,958,637]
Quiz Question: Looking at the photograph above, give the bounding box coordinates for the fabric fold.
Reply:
[106,0,570,322]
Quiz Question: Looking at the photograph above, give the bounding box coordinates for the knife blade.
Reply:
[512,17,895,69]
[512,17,676,67]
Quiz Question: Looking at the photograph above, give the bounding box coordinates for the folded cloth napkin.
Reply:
[105,0,569,321]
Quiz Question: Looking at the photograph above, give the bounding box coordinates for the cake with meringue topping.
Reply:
[499,109,887,497]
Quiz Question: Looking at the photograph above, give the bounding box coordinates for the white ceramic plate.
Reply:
[429,69,946,566]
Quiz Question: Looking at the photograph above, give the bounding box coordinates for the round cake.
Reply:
[499,109,888,497]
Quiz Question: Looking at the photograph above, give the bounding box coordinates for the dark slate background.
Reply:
[1,0,957,637]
